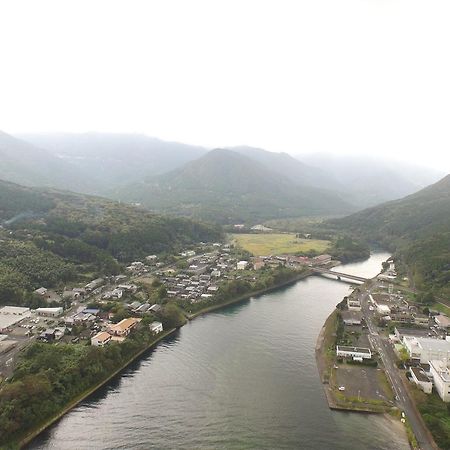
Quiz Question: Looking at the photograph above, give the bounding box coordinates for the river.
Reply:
[31,251,409,450]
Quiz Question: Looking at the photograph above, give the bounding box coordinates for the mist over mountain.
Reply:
[297,153,444,208]
[19,132,207,193]
[229,146,343,191]
[1,131,443,222]
[115,148,355,224]
[0,131,98,193]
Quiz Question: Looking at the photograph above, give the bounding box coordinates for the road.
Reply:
[360,288,437,450]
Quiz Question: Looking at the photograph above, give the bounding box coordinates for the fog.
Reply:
[1,0,449,171]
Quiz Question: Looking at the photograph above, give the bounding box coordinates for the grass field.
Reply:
[231,233,330,256]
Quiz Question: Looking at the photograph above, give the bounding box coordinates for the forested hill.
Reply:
[0,180,222,305]
[330,174,450,296]
[115,148,355,224]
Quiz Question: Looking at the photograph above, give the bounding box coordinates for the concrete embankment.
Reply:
[19,328,177,449]
[188,270,312,320]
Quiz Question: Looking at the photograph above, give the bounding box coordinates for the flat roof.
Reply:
[411,367,430,383]
[0,314,27,331]
[417,337,450,353]
[429,360,450,382]
[337,345,371,354]
[396,328,435,339]
[0,306,30,315]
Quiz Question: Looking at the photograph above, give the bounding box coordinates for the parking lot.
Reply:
[334,365,393,403]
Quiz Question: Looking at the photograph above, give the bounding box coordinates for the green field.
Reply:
[231,233,330,256]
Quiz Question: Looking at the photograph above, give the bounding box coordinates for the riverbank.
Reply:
[18,328,177,449]
[315,307,396,414]
[187,270,312,320]
[18,271,311,448]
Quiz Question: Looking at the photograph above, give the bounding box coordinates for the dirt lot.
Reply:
[335,365,393,403]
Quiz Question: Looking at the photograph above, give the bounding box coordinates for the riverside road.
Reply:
[360,288,437,450]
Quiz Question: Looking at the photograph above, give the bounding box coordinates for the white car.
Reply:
[338,386,345,391]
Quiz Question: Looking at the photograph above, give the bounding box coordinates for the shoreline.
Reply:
[19,270,312,448]
[187,270,312,320]
[19,328,177,449]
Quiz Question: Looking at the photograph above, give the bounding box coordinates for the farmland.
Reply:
[231,233,330,256]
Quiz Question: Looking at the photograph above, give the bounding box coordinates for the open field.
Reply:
[231,233,330,256]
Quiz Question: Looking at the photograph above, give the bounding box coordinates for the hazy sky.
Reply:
[1,0,449,171]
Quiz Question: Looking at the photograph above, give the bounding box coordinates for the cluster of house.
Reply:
[369,293,430,326]
[251,254,332,270]
[91,318,163,347]
[160,247,235,304]
[392,322,450,402]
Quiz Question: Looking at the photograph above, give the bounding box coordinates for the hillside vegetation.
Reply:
[116,149,354,224]
[0,180,222,305]
[330,175,450,297]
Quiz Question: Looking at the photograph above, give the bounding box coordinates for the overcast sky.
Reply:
[0,0,449,171]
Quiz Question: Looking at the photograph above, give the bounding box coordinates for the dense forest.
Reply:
[329,175,450,298]
[0,180,223,305]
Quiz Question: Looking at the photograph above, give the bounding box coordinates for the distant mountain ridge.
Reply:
[297,152,444,208]
[18,132,207,193]
[115,148,355,223]
[0,131,97,193]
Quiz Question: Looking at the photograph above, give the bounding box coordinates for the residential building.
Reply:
[429,360,450,402]
[149,321,163,335]
[91,331,112,347]
[108,318,141,337]
[410,367,432,394]
[347,298,361,311]
[336,345,372,361]
[435,314,450,331]
[237,261,249,270]
[313,254,332,265]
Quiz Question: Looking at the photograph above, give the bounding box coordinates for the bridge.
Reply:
[311,267,368,283]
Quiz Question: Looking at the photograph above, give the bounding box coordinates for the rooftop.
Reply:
[337,345,371,354]
[429,360,450,383]
[411,366,430,383]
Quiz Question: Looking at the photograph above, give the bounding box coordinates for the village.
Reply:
[0,237,335,380]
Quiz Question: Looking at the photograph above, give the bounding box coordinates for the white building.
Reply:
[237,261,248,270]
[376,304,391,315]
[429,360,450,402]
[0,306,31,333]
[91,331,112,347]
[404,337,450,363]
[36,307,64,317]
[347,298,361,311]
[336,345,372,361]
[149,321,163,335]
[409,367,432,394]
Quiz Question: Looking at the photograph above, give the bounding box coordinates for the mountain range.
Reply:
[114,148,355,223]
[0,130,444,224]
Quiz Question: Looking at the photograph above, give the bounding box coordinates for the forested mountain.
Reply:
[298,153,444,208]
[115,149,355,224]
[19,132,207,193]
[229,146,343,191]
[330,175,450,296]
[0,180,222,305]
[0,131,97,193]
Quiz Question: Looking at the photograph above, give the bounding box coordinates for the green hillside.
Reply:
[116,149,355,224]
[330,175,450,296]
[0,180,222,305]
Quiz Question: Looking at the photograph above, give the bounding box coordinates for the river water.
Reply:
[31,251,409,450]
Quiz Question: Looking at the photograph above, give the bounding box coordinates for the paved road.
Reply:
[360,288,437,450]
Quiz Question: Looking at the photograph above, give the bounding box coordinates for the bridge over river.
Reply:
[311,267,369,283]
